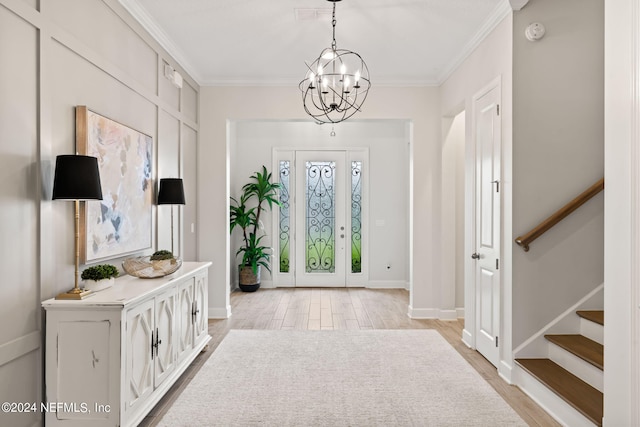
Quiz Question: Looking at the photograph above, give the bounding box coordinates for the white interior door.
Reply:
[295,151,347,287]
[473,82,501,367]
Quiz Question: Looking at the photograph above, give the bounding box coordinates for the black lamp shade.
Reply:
[157,178,185,205]
[52,155,103,200]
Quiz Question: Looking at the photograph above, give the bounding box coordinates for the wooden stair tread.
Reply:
[516,358,603,426]
[545,334,603,370]
[577,310,604,326]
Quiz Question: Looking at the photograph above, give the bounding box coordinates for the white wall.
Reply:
[511,0,604,347]
[230,120,410,289]
[603,0,637,424]
[198,86,441,318]
[0,1,199,425]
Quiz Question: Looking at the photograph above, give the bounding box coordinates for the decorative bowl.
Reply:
[122,256,182,278]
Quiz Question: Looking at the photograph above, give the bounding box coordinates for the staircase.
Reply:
[515,310,604,426]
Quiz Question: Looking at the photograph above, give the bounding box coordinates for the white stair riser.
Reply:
[514,365,599,427]
[548,343,603,392]
[580,318,603,345]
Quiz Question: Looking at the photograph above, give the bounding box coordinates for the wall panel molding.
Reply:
[0,0,201,417]
[3,0,199,129]
[0,331,40,368]
[0,0,43,28]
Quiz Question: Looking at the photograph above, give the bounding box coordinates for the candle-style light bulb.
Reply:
[355,70,361,83]
[340,64,347,76]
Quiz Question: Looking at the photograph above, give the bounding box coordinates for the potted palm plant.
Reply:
[230,166,280,292]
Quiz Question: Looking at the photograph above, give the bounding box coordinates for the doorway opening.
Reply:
[229,120,410,291]
[442,110,466,320]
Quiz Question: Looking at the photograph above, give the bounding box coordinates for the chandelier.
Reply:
[300,0,371,124]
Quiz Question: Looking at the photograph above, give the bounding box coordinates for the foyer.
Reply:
[139,288,559,427]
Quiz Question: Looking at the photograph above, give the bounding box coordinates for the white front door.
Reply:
[473,81,501,367]
[295,151,347,287]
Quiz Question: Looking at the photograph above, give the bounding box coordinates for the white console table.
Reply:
[42,261,212,427]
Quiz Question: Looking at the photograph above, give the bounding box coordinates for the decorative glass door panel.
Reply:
[295,151,346,286]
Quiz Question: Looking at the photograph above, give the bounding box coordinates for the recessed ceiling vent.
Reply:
[294,8,333,21]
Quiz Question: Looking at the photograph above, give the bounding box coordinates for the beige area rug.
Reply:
[158,330,526,426]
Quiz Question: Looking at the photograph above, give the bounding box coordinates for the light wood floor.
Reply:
[141,288,561,427]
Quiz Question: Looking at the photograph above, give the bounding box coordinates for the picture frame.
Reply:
[76,106,153,263]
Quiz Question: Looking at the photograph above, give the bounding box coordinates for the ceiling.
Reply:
[119,0,514,87]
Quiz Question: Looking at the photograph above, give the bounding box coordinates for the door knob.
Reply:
[471,253,480,259]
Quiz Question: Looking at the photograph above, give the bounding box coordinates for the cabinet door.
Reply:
[46,313,120,426]
[193,272,208,347]
[176,278,195,361]
[125,299,155,415]
[154,288,176,388]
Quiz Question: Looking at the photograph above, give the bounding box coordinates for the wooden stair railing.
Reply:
[515,178,604,251]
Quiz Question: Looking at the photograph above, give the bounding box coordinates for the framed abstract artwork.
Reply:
[76,106,153,263]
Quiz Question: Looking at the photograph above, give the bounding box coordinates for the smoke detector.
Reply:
[525,23,546,41]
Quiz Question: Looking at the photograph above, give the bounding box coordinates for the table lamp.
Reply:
[157,178,185,255]
[52,154,103,299]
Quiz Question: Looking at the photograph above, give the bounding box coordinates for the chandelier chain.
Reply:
[331,2,337,51]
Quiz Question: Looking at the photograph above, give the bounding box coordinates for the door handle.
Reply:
[471,253,480,260]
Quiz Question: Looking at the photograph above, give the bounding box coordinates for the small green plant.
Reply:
[150,250,174,261]
[81,264,118,281]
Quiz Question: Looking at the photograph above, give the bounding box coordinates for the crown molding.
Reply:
[509,0,530,11]
[118,0,203,85]
[199,77,439,88]
[120,0,516,89]
[436,0,512,85]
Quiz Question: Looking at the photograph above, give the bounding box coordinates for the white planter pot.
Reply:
[83,277,115,292]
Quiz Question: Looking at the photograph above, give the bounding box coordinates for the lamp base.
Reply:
[55,287,93,300]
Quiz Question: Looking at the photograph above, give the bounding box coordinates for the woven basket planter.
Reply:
[238,265,261,292]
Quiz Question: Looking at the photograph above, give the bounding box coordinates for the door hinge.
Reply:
[495,336,499,347]
[496,104,500,115]
[496,258,499,270]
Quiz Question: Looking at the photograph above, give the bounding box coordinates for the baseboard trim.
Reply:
[456,307,465,318]
[367,280,407,289]
[498,360,513,384]
[408,307,437,319]
[462,328,474,348]
[438,309,458,321]
[408,307,459,320]
[209,305,231,319]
